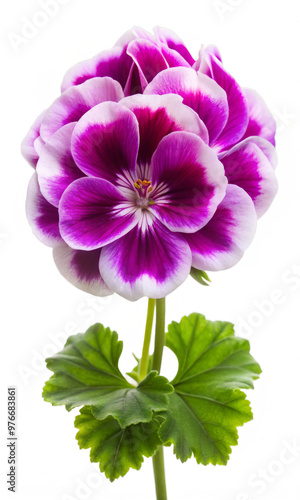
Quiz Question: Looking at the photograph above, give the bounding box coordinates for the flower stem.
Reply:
[139,298,156,381]
[152,446,168,500]
[152,298,166,373]
[152,298,167,500]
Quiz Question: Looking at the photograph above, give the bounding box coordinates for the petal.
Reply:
[127,39,168,91]
[120,93,208,177]
[219,140,278,217]
[71,101,139,185]
[150,132,227,233]
[37,123,84,207]
[53,243,112,297]
[234,136,278,169]
[198,48,248,150]
[123,62,143,96]
[185,185,257,271]
[100,218,192,301]
[59,177,138,250]
[40,77,124,141]
[21,111,46,168]
[159,45,191,69]
[26,173,62,247]
[61,45,133,92]
[193,44,222,71]
[241,89,276,146]
[144,67,228,145]
[153,26,195,66]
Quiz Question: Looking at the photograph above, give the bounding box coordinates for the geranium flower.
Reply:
[22,27,278,300]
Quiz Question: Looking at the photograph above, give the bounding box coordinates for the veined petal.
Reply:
[61,45,133,92]
[40,77,124,141]
[127,39,168,91]
[241,89,276,146]
[21,110,46,168]
[159,45,191,69]
[145,67,228,145]
[219,140,278,217]
[37,123,84,207]
[233,136,278,170]
[71,101,139,185]
[150,132,227,233]
[59,177,138,250]
[153,26,195,66]
[53,243,112,297]
[26,173,62,247]
[120,93,208,177]
[198,48,248,150]
[100,218,192,301]
[186,185,257,271]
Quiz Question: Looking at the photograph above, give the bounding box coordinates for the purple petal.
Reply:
[61,45,133,92]
[185,185,257,271]
[127,39,168,91]
[21,111,46,168]
[26,174,62,247]
[120,93,208,178]
[150,132,227,233]
[153,26,195,66]
[37,123,84,207]
[123,62,143,96]
[144,67,228,145]
[59,177,138,250]
[234,136,278,169]
[219,140,278,217]
[100,219,192,301]
[53,243,112,297]
[71,101,139,185]
[193,44,222,71]
[198,48,248,151]
[40,77,124,142]
[159,45,191,69]
[114,28,140,47]
[241,89,276,146]
[131,26,156,43]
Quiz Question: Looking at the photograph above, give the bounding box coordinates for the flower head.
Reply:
[22,27,277,300]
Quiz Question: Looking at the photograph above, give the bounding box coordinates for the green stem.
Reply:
[152,297,167,500]
[152,298,166,373]
[152,446,168,500]
[139,298,155,381]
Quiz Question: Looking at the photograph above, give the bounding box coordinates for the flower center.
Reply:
[133,179,154,209]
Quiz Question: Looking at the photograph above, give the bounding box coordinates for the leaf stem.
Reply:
[139,298,156,381]
[152,297,167,500]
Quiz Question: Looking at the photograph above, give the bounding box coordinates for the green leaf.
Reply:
[190,268,211,286]
[43,324,172,427]
[75,406,162,481]
[159,313,261,465]
[43,324,132,410]
[92,371,173,427]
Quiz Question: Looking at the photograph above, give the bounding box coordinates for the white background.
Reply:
[1,0,300,499]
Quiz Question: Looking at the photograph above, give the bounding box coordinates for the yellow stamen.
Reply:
[134,182,141,189]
